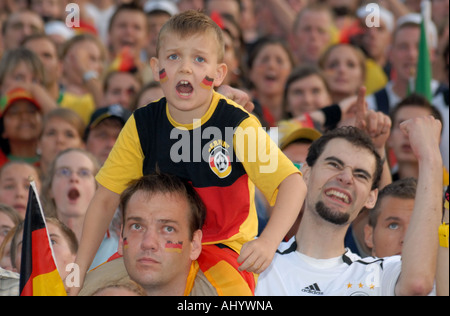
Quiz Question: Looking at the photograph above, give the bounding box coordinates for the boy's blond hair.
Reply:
[156,10,225,62]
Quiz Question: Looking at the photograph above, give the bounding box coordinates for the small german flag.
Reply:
[159,69,168,83]
[165,241,183,254]
[108,46,137,73]
[19,181,67,296]
[200,76,214,90]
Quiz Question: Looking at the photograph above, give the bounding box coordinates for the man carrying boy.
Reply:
[72,11,305,296]
[79,173,218,296]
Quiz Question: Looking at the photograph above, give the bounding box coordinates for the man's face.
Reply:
[3,11,44,50]
[103,72,141,110]
[120,191,202,295]
[389,26,420,81]
[85,119,123,165]
[304,138,378,226]
[24,38,62,87]
[361,19,392,62]
[365,196,414,257]
[293,10,332,63]
[108,10,148,58]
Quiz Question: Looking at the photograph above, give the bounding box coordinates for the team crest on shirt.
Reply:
[209,140,232,179]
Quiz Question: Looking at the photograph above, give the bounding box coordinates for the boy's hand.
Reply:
[237,237,277,274]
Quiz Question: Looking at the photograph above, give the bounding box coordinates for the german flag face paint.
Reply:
[123,237,129,250]
[200,76,214,90]
[165,241,183,254]
[159,69,168,83]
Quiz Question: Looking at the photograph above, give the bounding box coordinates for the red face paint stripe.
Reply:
[165,241,183,253]
[202,76,214,87]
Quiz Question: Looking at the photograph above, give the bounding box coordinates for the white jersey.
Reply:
[256,238,402,296]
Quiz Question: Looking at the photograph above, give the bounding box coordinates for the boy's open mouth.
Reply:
[176,80,194,97]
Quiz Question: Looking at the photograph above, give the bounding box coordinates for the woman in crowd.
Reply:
[247,36,295,127]
[0,161,41,217]
[37,108,85,176]
[283,65,332,118]
[319,43,366,104]
[41,148,99,243]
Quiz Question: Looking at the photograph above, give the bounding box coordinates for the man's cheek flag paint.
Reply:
[159,69,168,83]
[123,238,129,250]
[165,241,183,253]
[200,76,214,90]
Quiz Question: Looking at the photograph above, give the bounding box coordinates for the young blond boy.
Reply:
[73,10,306,296]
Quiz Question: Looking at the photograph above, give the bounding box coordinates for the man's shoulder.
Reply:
[0,268,20,296]
[78,257,130,296]
[190,268,219,296]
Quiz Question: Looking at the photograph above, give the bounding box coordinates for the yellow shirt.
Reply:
[60,92,95,125]
[96,91,301,252]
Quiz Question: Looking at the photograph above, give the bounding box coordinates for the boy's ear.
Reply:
[150,57,161,82]
[213,63,228,87]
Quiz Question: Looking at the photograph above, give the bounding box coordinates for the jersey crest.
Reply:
[209,142,232,179]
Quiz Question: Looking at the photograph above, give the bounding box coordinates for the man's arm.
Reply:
[395,116,443,296]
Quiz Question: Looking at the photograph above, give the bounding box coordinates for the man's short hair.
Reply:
[108,3,147,33]
[120,172,206,239]
[306,126,384,190]
[390,93,443,128]
[368,177,417,228]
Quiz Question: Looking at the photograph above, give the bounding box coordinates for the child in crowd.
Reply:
[73,10,306,296]
[0,88,44,168]
[0,161,41,217]
[10,217,78,286]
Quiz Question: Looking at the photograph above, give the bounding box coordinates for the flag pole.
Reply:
[414,0,433,101]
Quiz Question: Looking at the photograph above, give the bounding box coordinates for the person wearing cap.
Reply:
[357,3,394,77]
[0,88,43,168]
[85,104,131,165]
[144,0,179,59]
[279,120,321,161]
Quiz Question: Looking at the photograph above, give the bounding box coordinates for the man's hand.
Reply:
[353,86,391,150]
[217,85,255,113]
[399,115,442,162]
